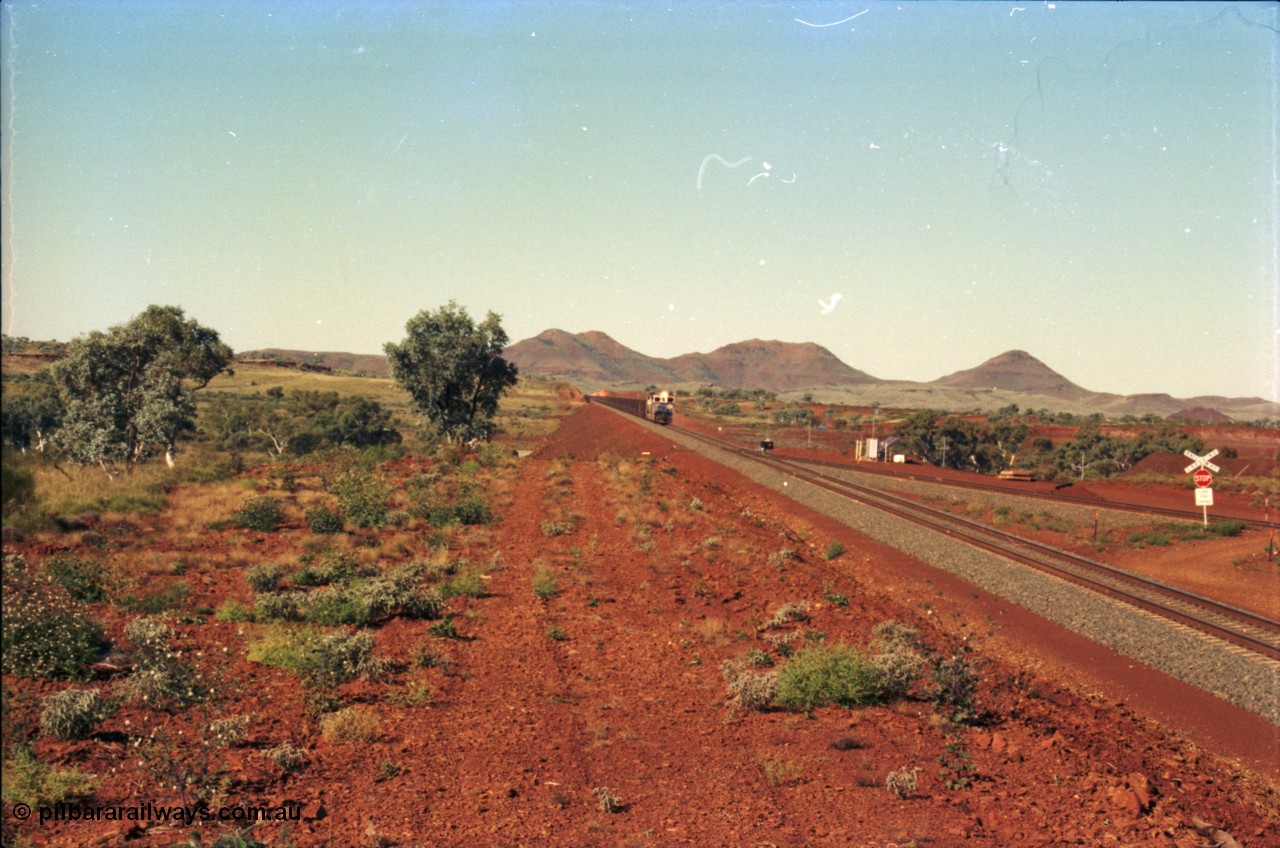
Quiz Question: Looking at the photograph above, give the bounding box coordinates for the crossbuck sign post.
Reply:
[1183,449,1220,526]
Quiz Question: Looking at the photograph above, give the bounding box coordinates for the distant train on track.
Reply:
[645,390,675,425]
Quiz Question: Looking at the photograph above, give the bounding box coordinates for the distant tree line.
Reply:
[205,389,401,459]
[2,300,520,477]
[889,407,1203,479]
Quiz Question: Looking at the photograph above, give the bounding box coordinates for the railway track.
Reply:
[589,397,1280,663]
[780,453,1278,531]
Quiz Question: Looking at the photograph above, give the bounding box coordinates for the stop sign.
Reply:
[1193,468,1213,488]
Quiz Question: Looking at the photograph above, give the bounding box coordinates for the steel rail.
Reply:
[588,397,1280,661]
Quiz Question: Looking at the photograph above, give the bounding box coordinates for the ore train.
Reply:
[589,390,675,426]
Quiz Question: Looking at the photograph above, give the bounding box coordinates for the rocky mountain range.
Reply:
[237,331,1279,420]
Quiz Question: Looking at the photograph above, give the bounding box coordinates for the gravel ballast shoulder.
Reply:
[643,417,1280,725]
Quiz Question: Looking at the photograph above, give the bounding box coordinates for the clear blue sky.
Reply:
[2,1,1277,400]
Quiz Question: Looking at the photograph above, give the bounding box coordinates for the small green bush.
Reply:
[233,495,285,532]
[438,569,486,599]
[2,578,104,680]
[1209,520,1245,537]
[122,615,203,709]
[721,657,778,712]
[254,591,304,621]
[245,563,286,594]
[294,552,365,586]
[774,643,885,710]
[118,581,190,614]
[248,627,382,688]
[451,495,492,526]
[402,587,446,620]
[302,586,372,626]
[320,705,382,744]
[207,714,251,747]
[305,505,345,534]
[43,555,107,603]
[429,617,461,640]
[931,652,979,724]
[824,540,845,560]
[39,688,115,739]
[214,599,254,622]
[266,741,308,772]
[330,469,390,529]
[532,567,558,601]
[1,747,97,807]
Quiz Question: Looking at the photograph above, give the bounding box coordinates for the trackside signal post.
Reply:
[1183,449,1219,527]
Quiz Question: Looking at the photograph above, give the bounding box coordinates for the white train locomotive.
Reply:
[645,390,675,425]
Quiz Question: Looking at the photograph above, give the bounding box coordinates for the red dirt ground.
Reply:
[4,404,1278,848]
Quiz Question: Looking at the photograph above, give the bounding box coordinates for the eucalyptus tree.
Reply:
[50,305,233,474]
[384,301,518,444]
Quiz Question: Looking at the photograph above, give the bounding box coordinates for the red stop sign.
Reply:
[1193,468,1213,488]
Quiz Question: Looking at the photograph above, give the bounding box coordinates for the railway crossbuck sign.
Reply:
[1183,449,1220,475]
[1184,450,1220,526]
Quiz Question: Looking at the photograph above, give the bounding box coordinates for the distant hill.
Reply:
[933,350,1090,400]
[504,330,878,394]
[12,332,1274,420]
[237,349,391,376]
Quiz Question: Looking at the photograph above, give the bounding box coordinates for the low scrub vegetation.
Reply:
[2,556,105,680]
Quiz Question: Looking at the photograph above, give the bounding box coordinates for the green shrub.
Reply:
[294,552,365,586]
[402,587,446,620]
[546,626,566,641]
[824,540,845,560]
[438,569,486,599]
[254,591,304,621]
[774,643,885,710]
[43,555,107,603]
[1209,520,1245,537]
[320,705,382,744]
[245,563,286,594]
[871,621,926,655]
[207,714,251,747]
[305,505,345,534]
[330,468,390,528]
[1,578,104,680]
[247,627,382,688]
[122,615,203,709]
[266,741,308,772]
[302,586,372,626]
[451,495,492,526]
[931,652,979,724]
[232,495,284,532]
[765,601,810,629]
[39,687,116,739]
[532,567,558,601]
[1,747,97,807]
[429,617,461,640]
[870,649,925,699]
[214,599,254,622]
[721,657,778,712]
